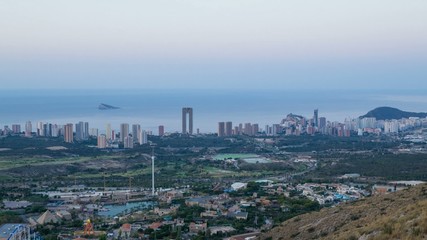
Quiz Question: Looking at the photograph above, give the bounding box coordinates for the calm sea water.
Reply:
[0,89,426,133]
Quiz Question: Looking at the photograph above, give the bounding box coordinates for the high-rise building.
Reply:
[64,124,73,143]
[132,124,141,142]
[106,123,112,140]
[139,130,148,145]
[158,125,165,136]
[84,122,89,139]
[384,120,399,134]
[265,125,270,135]
[314,109,319,127]
[111,130,116,141]
[25,121,32,137]
[2,126,11,135]
[37,122,43,136]
[43,123,50,137]
[319,117,327,129]
[52,124,59,137]
[97,134,107,148]
[272,124,281,135]
[252,124,259,135]
[75,122,84,141]
[244,123,252,135]
[225,122,233,136]
[120,123,129,142]
[307,126,315,135]
[182,107,193,134]
[361,117,376,129]
[218,122,225,137]
[12,124,21,134]
[124,136,134,149]
[75,121,89,141]
[90,128,99,137]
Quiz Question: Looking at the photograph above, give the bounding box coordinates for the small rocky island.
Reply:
[98,103,120,110]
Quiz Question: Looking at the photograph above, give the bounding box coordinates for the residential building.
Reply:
[218,122,225,137]
[225,121,233,136]
[97,134,107,149]
[120,123,129,142]
[64,124,73,143]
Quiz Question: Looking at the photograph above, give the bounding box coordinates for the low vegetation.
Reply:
[261,184,427,240]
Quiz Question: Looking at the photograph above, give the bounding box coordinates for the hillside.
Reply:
[360,107,427,120]
[261,184,427,240]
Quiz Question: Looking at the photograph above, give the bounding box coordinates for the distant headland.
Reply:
[360,107,427,120]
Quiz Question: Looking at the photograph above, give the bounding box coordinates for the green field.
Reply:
[213,153,259,160]
[213,153,272,164]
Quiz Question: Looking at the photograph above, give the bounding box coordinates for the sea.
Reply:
[0,89,426,134]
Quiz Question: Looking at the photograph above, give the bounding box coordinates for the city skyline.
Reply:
[4,107,422,138]
[1,1,426,90]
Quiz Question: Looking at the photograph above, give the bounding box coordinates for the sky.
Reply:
[1,0,427,90]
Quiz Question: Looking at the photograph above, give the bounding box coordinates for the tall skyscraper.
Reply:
[64,124,73,143]
[120,123,129,142]
[158,125,164,136]
[225,122,233,136]
[43,123,50,137]
[75,122,84,141]
[25,121,32,137]
[218,122,225,137]
[106,123,112,140]
[132,124,141,142]
[182,107,193,134]
[314,109,319,127]
[84,122,89,139]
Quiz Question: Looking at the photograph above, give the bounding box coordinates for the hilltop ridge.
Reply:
[261,184,427,240]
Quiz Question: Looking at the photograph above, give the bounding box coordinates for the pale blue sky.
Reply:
[1,0,426,89]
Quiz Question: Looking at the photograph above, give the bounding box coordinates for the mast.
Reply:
[151,146,155,196]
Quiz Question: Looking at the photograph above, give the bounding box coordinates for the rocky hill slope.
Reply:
[261,184,427,240]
